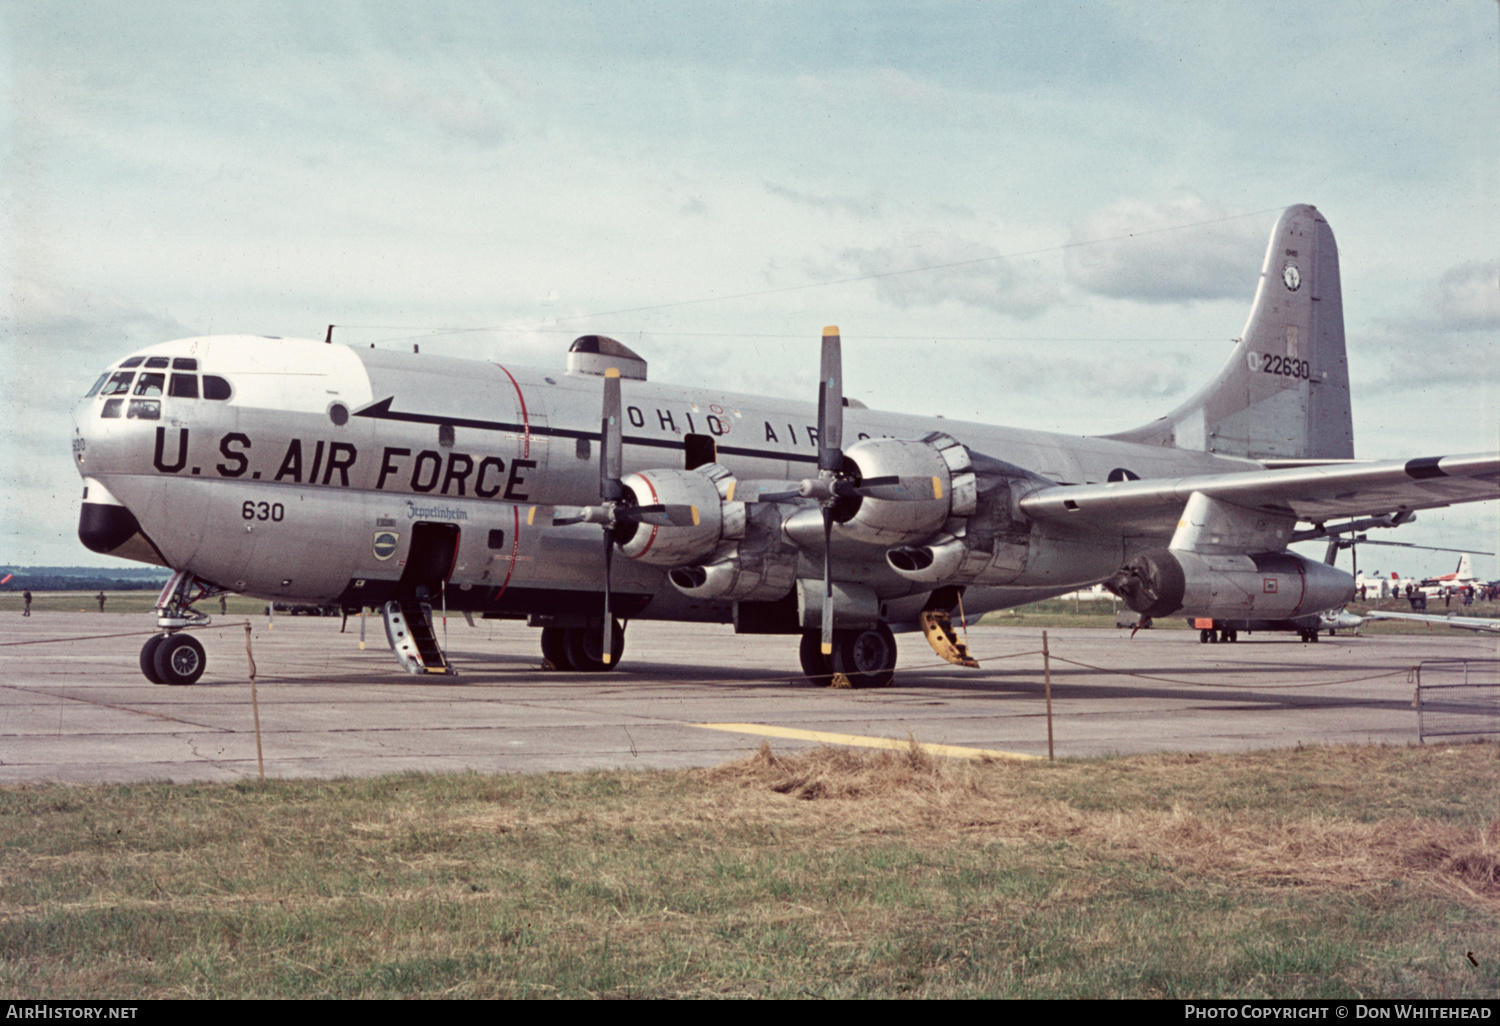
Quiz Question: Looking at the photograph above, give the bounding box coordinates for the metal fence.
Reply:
[1414,659,1500,742]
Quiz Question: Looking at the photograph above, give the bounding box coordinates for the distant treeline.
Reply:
[1,567,172,592]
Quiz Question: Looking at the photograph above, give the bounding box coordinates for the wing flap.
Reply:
[1018,452,1499,537]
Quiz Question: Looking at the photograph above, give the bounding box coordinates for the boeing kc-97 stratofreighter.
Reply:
[72,205,1500,686]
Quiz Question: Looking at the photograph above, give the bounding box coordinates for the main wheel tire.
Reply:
[1199,629,1210,643]
[139,634,167,684]
[830,623,898,688]
[562,621,624,673]
[799,630,834,684]
[540,626,572,670]
[153,633,206,686]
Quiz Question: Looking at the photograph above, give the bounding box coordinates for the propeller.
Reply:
[815,327,840,658]
[527,368,698,665]
[754,328,940,657]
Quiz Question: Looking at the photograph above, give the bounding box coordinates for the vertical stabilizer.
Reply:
[1106,204,1354,460]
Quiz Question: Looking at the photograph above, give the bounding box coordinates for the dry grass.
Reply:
[1,742,1495,998]
[703,741,1500,907]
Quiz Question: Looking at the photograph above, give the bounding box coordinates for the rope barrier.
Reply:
[0,622,250,648]
[1044,653,1413,690]
[0,620,1418,693]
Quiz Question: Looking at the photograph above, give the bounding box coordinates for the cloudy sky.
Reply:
[3,2,1497,578]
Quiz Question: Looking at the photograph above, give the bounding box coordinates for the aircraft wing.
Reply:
[1364,610,1500,633]
[1017,452,1500,537]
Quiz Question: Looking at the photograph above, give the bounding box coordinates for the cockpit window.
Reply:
[172,357,198,370]
[127,399,160,420]
[168,373,199,399]
[133,372,165,397]
[143,357,170,369]
[203,375,232,400]
[101,371,135,396]
[101,398,123,418]
[84,373,109,398]
[119,357,144,369]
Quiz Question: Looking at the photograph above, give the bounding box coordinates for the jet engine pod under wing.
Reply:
[1108,548,1354,620]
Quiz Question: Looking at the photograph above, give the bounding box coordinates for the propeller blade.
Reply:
[853,475,942,502]
[618,503,699,528]
[821,505,834,657]
[755,489,802,503]
[601,368,624,502]
[601,525,614,665]
[817,326,843,474]
[528,505,601,527]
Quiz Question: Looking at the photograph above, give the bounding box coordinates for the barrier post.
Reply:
[1043,630,1054,760]
[245,620,265,781]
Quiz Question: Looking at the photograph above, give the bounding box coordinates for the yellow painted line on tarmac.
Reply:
[691,722,1042,762]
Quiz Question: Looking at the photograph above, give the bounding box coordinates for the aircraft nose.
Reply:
[77,477,166,565]
[78,498,146,555]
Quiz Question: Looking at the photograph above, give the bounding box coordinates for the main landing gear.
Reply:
[138,569,226,685]
[540,620,625,672]
[799,622,898,688]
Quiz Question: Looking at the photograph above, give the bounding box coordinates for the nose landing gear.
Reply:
[138,570,228,685]
[141,632,207,685]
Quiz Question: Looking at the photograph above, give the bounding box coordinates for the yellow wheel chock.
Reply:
[918,609,979,668]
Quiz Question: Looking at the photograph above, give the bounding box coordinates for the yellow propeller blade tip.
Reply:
[822,326,840,337]
[526,506,537,525]
[605,367,620,378]
[821,643,833,655]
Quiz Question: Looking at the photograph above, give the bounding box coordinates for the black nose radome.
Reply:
[79,501,144,555]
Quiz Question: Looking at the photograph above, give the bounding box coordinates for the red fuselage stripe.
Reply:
[493,504,522,603]
[493,364,530,458]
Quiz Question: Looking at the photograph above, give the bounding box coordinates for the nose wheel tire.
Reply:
[829,623,898,688]
[153,633,206,686]
[139,634,167,684]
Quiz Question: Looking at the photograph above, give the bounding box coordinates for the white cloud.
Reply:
[1423,262,1500,333]
[1065,196,1266,304]
[831,232,1057,319]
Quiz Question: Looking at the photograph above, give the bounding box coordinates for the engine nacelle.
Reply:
[666,502,801,602]
[1107,548,1355,620]
[617,464,741,566]
[887,533,1028,586]
[885,457,1038,586]
[837,432,975,546]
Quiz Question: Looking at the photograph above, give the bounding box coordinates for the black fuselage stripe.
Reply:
[354,403,820,464]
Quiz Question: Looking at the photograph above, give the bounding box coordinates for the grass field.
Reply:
[1,742,1495,999]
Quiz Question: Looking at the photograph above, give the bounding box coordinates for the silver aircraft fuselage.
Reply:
[72,335,1245,622]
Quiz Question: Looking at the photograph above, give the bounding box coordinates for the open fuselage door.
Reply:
[383,521,461,674]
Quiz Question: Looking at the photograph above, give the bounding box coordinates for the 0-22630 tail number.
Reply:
[242,501,285,522]
[1248,352,1310,379]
